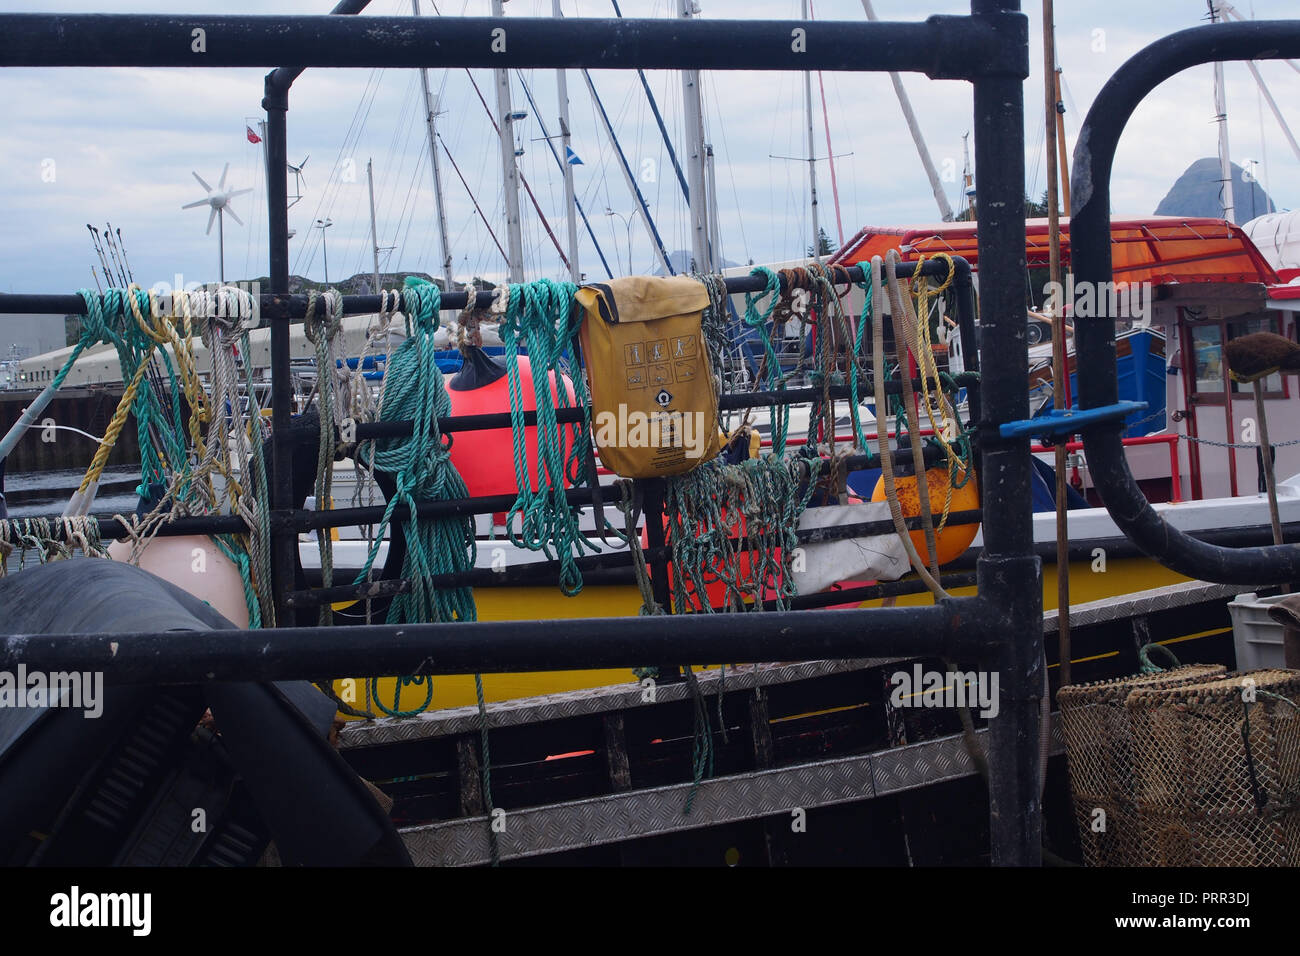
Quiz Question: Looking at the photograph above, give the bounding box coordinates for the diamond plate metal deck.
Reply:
[339,657,907,749]
[397,717,1066,866]
[1041,579,1255,633]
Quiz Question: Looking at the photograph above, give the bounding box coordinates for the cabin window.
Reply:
[1186,313,1288,403]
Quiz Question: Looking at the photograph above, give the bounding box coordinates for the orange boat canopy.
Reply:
[830,216,1279,287]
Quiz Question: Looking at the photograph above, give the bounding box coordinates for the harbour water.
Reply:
[2,464,140,575]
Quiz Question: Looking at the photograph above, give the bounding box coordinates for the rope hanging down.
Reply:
[2,286,270,628]
[354,277,478,634]
[497,278,603,596]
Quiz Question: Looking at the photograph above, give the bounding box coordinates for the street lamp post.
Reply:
[605,208,633,276]
[315,218,333,284]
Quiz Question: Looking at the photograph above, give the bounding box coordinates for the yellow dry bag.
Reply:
[575,276,724,478]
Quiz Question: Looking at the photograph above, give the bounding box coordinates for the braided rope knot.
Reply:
[455,291,487,352]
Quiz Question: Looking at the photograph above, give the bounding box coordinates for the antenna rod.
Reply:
[1043,0,1071,686]
[113,225,134,284]
[103,222,129,286]
[86,225,114,288]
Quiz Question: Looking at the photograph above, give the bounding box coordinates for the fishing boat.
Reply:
[0,5,1298,875]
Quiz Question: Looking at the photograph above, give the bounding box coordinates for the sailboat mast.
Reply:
[705,143,722,271]
[583,69,674,275]
[367,158,382,294]
[801,0,821,257]
[553,0,580,282]
[961,131,973,218]
[679,0,710,273]
[492,0,526,283]
[1209,1,1236,223]
[412,0,455,289]
[860,0,954,222]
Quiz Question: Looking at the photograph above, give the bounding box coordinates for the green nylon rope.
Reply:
[353,278,477,715]
[743,267,789,455]
[498,278,601,596]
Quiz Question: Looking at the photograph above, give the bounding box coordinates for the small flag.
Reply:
[565,145,584,166]
[246,125,262,144]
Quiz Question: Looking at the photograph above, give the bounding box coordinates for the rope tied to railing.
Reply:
[498,277,601,596]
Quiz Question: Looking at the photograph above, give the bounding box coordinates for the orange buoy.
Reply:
[871,465,979,566]
[446,354,577,498]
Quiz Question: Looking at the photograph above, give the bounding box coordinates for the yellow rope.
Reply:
[903,252,963,533]
[77,350,151,494]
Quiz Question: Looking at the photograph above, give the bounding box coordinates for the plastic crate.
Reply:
[1226,592,1290,670]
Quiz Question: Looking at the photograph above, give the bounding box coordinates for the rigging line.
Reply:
[380,147,425,279]
[708,74,749,266]
[292,69,383,275]
[438,131,509,265]
[809,0,846,248]
[607,0,690,203]
[516,71,616,279]
[394,149,428,274]
[581,67,675,275]
[374,72,423,275]
[460,67,571,273]
[293,66,386,277]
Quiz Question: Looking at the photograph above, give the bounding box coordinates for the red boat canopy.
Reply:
[831,216,1280,286]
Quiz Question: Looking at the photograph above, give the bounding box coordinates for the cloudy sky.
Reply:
[1,0,1298,299]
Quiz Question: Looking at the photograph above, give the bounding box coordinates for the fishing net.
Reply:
[1126,669,1300,866]
[1058,664,1226,867]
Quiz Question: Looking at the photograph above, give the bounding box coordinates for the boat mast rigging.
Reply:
[679,0,711,273]
[859,0,954,223]
[492,0,526,283]
[1208,0,1236,223]
[580,69,674,275]
[553,0,580,282]
[515,71,616,279]
[411,0,455,291]
[1213,2,1300,172]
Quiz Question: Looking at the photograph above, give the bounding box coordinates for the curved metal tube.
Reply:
[1071,19,1300,583]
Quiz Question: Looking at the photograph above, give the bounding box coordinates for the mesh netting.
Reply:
[1126,670,1300,867]
[1058,664,1227,867]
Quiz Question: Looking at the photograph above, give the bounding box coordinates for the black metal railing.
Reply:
[0,2,1040,865]
[1071,19,1300,584]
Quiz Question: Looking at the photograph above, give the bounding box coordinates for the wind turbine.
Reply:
[287,155,309,209]
[182,164,251,282]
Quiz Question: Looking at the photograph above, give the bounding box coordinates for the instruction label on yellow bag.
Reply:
[576,276,723,478]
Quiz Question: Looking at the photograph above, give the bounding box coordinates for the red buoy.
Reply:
[447,355,577,498]
[641,511,780,612]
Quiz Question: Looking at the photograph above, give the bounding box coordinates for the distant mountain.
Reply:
[1154,157,1278,224]
[653,249,741,276]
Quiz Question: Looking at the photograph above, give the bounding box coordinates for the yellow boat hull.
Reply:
[334,555,1192,716]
